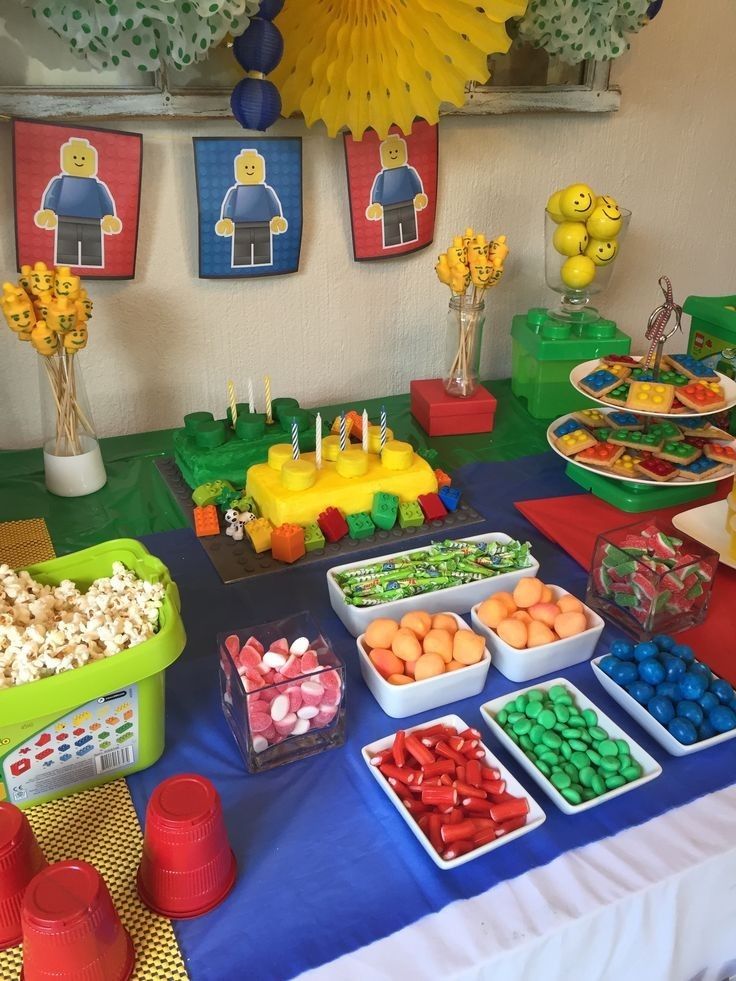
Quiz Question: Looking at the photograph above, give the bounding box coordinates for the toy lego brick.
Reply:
[399,501,424,529]
[676,457,730,481]
[625,381,675,414]
[303,522,326,552]
[418,493,448,521]
[439,485,462,512]
[600,383,631,406]
[572,408,608,428]
[193,505,220,537]
[664,353,719,380]
[554,428,598,457]
[578,368,621,398]
[371,491,399,530]
[318,507,349,543]
[434,468,452,488]
[192,479,236,507]
[611,451,641,478]
[676,381,727,412]
[609,429,665,453]
[657,440,702,465]
[704,443,736,465]
[346,512,376,540]
[606,411,643,430]
[246,517,273,553]
[271,523,306,563]
[634,455,677,482]
[573,441,624,469]
[346,410,365,439]
[554,418,581,439]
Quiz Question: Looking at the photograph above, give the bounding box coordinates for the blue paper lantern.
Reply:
[258,0,285,21]
[233,19,284,75]
[231,76,282,131]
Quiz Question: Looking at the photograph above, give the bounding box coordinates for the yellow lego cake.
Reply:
[246,440,438,526]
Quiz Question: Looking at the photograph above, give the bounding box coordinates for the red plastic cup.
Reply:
[137,773,236,919]
[21,860,134,981]
[0,802,47,951]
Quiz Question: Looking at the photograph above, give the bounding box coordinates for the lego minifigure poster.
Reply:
[343,121,438,261]
[13,120,142,280]
[193,137,302,279]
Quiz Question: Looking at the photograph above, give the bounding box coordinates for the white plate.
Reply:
[327,533,539,637]
[672,498,736,569]
[546,414,736,487]
[470,585,604,683]
[361,713,546,870]
[356,613,492,718]
[591,655,736,756]
[481,678,662,814]
[569,357,736,418]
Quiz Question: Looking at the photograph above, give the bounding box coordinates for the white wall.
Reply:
[2,1,735,450]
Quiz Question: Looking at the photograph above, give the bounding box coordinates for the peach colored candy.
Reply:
[527,621,556,647]
[413,652,446,680]
[404,657,416,678]
[513,577,544,609]
[391,627,423,662]
[539,585,554,604]
[554,610,588,638]
[492,591,517,614]
[445,660,465,672]
[422,628,453,663]
[476,597,507,629]
[527,602,560,628]
[400,610,432,639]
[432,613,459,634]
[369,647,404,680]
[364,617,400,649]
[511,610,533,624]
[497,618,527,649]
[557,594,584,614]
[388,674,413,685]
[452,630,485,665]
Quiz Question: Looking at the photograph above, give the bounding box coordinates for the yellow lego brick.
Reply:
[246,517,273,553]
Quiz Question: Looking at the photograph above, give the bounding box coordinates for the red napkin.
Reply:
[515,482,736,684]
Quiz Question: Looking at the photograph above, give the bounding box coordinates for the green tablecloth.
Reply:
[0,381,549,555]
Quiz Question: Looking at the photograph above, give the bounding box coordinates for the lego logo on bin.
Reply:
[97,689,129,703]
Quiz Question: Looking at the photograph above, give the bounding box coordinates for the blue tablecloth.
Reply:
[127,454,736,981]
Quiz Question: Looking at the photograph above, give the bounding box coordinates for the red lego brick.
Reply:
[11,757,31,777]
[193,504,220,537]
[35,732,51,747]
[418,493,448,521]
[318,507,349,543]
[35,748,53,761]
[434,468,452,489]
[271,523,306,564]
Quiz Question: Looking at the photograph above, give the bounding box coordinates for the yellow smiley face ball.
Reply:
[546,189,565,224]
[552,221,589,257]
[586,196,623,239]
[559,183,596,221]
[585,238,619,266]
[561,254,596,290]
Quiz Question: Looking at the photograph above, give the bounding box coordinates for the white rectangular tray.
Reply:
[672,498,736,569]
[328,533,539,637]
[361,713,546,870]
[481,678,662,814]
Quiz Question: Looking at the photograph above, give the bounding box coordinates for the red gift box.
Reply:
[410,379,497,437]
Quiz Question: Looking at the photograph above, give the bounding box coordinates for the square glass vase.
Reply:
[585,518,718,641]
[218,611,346,773]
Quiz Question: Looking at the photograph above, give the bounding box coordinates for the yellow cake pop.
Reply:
[30,320,60,356]
[467,235,488,266]
[18,265,33,291]
[54,266,81,298]
[435,254,452,286]
[30,261,54,297]
[46,295,77,334]
[63,326,88,352]
[1,283,36,337]
[488,234,509,269]
[77,288,93,319]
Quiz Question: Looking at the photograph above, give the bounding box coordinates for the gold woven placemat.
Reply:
[0,519,55,566]
[0,780,189,980]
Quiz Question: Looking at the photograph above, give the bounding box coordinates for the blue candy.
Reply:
[677,700,704,727]
[668,717,698,745]
[690,662,712,680]
[710,705,736,733]
[670,643,694,663]
[698,720,716,740]
[627,681,655,705]
[652,634,675,651]
[662,655,686,682]
[634,641,659,662]
[656,681,680,701]
[710,678,735,704]
[611,638,634,659]
[639,658,666,685]
[699,691,719,713]
[648,695,675,725]
[611,661,639,687]
[599,655,620,678]
[679,672,708,700]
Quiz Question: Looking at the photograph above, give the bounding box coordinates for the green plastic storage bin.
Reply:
[0,539,186,809]
[511,308,631,419]
[684,294,736,378]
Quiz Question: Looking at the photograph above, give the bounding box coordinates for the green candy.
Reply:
[568,739,588,753]
[586,749,602,766]
[526,700,543,719]
[541,731,562,750]
[615,739,630,755]
[536,759,551,776]
[508,711,524,724]
[598,739,618,757]
[548,685,568,702]
[554,705,570,724]
[560,742,573,761]
[599,757,621,774]
[539,750,559,766]
[582,709,598,727]
[497,709,508,725]
[562,787,582,805]
[605,774,627,790]
[513,717,532,736]
[538,709,557,730]
[570,751,590,771]
[519,734,534,752]
[567,716,586,729]
[578,730,593,744]
[591,773,606,795]
[507,730,520,745]
[561,728,580,740]
[618,754,632,771]
[529,724,546,744]
[622,763,642,781]
[563,763,578,780]
[581,787,597,801]
[579,766,596,788]
[527,689,545,702]
[551,771,571,790]
[588,725,608,742]
[516,695,528,713]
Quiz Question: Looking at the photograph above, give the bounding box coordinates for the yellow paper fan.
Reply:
[272,0,528,139]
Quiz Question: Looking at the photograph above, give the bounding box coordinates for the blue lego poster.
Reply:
[193,137,302,279]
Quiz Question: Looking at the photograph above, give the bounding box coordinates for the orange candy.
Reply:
[414,652,445,680]
[479,578,589,649]
[368,648,404,679]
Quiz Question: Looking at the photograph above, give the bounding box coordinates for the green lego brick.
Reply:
[231,494,259,516]
[371,491,399,530]
[398,501,424,529]
[192,479,235,507]
[303,522,326,552]
[347,512,376,540]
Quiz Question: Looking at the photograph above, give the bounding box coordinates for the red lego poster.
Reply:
[13,120,143,280]
[343,121,438,262]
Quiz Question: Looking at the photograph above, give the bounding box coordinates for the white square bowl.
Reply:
[591,655,736,757]
[480,678,662,814]
[356,612,492,718]
[361,713,546,870]
[327,533,539,637]
[470,586,604,683]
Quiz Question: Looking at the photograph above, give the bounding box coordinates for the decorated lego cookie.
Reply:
[600,354,639,367]
[609,428,665,452]
[606,410,643,430]
[554,417,582,439]
[574,441,624,469]
[572,408,608,428]
[600,382,631,406]
[705,443,736,465]
[634,454,677,482]
[664,353,719,380]
[676,457,730,481]
[555,428,597,456]
[658,440,701,465]
[625,381,675,414]
[611,451,641,477]
[579,368,621,398]
[676,381,726,412]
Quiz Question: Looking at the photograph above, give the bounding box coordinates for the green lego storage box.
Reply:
[0,539,186,810]
[512,308,631,419]
[684,294,736,378]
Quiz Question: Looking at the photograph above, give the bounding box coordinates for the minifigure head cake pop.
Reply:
[47,295,77,334]
[54,266,81,298]
[18,265,33,291]
[63,326,88,352]
[1,283,36,335]
[30,261,54,297]
[31,320,60,356]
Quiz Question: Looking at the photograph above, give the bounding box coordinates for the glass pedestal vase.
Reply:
[444,296,485,398]
[39,352,107,497]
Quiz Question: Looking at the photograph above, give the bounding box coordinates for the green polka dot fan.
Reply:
[20,0,261,72]
[518,0,650,63]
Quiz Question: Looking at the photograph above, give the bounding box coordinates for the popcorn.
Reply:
[0,562,165,688]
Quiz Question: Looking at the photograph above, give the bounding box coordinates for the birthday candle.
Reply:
[362,409,369,452]
[228,380,237,428]
[339,411,347,451]
[315,412,322,469]
[291,418,300,460]
[248,378,255,414]
[380,405,387,449]
[264,375,272,424]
